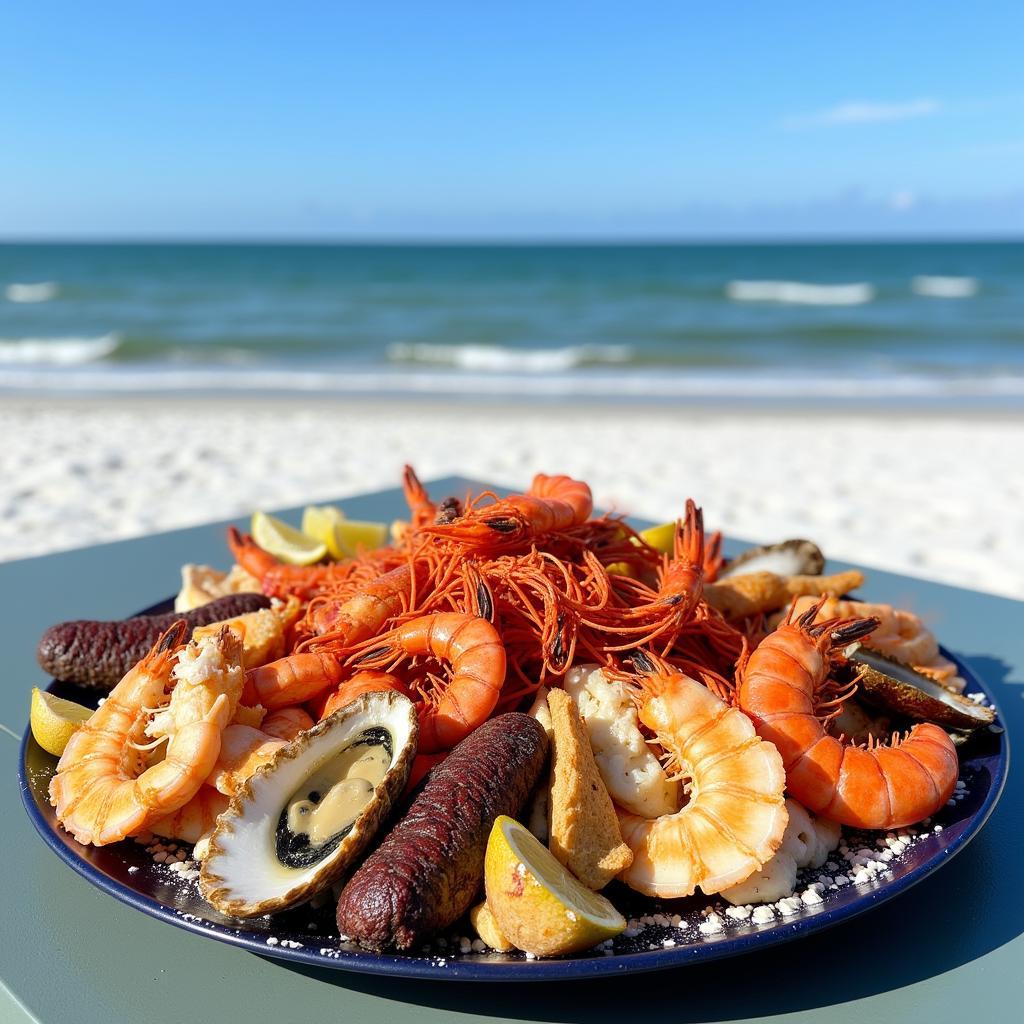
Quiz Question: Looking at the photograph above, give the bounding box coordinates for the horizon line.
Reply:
[1,234,1023,247]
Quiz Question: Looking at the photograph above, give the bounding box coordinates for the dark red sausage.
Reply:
[336,713,548,951]
[36,593,270,689]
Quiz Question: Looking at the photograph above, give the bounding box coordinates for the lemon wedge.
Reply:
[484,815,626,957]
[30,688,93,757]
[638,521,676,554]
[469,901,515,952]
[331,519,390,559]
[301,504,347,559]
[251,511,327,565]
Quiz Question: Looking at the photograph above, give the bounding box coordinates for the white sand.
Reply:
[1,399,1021,599]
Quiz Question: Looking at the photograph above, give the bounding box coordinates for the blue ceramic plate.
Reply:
[20,602,1007,981]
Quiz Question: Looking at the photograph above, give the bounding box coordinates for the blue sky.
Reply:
[2,2,1022,239]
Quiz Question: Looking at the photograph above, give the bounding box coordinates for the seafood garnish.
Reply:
[200,690,417,918]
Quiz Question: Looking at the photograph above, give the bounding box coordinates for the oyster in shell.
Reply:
[720,539,825,580]
[850,647,995,733]
[200,690,417,918]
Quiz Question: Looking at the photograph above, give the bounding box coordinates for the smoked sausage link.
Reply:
[37,593,271,689]
[337,712,548,950]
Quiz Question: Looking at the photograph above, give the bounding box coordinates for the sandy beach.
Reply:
[1,398,1020,600]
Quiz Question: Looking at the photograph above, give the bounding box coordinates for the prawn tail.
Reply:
[226,526,279,579]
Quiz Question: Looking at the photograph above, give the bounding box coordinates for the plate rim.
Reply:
[19,616,1010,982]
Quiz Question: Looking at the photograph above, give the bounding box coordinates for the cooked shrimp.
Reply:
[737,601,959,829]
[226,526,363,600]
[260,706,314,741]
[616,667,788,898]
[303,562,416,639]
[402,464,438,530]
[242,651,346,710]
[146,626,245,744]
[150,785,229,845]
[239,561,420,709]
[50,624,240,846]
[350,613,506,752]
[205,724,284,796]
[788,594,951,679]
[577,499,706,653]
[425,473,592,550]
[317,670,411,721]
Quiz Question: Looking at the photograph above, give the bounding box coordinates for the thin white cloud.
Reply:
[889,190,917,211]
[785,98,940,129]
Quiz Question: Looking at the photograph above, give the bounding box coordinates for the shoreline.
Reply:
[3,397,1021,600]
[5,393,1024,421]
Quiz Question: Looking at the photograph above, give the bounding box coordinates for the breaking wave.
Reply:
[387,342,633,372]
[5,281,59,303]
[1,364,1023,405]
[0,334,121,365]
[911,276,978,298]
[726,281,874,306]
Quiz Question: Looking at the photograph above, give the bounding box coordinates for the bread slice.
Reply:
[547,687,633,889]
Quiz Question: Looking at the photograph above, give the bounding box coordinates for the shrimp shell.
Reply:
[50,624,240,846]
[617,671,788,898]
[737,603,959,829]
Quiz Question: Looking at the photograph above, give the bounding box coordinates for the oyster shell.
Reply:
[720,539,825,580]
[199,690,417,918]
[850,647,995,733]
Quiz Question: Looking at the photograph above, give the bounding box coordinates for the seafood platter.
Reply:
[20,470,1007,980]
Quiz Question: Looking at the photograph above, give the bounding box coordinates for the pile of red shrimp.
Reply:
[227,468,745,780]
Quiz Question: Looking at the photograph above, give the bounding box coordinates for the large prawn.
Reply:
[736,600,959,829]
[582,500,705,646]
[615,657,789,898]
[348,613,506,753]
[424,473,592,551]
[50,623,242,846]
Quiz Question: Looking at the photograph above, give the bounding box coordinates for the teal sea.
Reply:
[1,241,1022,404]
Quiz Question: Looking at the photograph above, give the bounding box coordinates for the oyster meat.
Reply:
[200,690,417,918]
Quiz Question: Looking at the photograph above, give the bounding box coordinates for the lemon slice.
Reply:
[30,688,94,757]
[638,521,676,554]
[301,504,347,559]
[331,519,389,559]
[251,511,327,566]
[484,815,626,957]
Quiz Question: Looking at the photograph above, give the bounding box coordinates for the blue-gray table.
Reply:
[3,478,1021,1023]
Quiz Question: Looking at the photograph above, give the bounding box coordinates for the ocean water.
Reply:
[1,241,1022,405]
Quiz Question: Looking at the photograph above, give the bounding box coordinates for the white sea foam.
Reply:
[5,281,59,303]
[387,342,633,372]
[911,275,978,298]
[726,281,874,306]
[2,364,1023,402]
[0,334,120,365]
